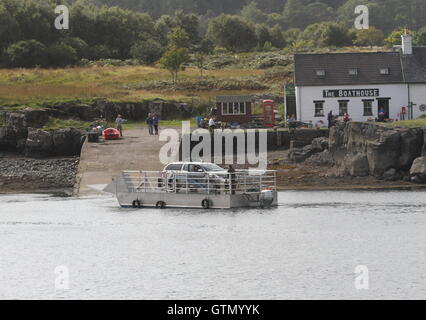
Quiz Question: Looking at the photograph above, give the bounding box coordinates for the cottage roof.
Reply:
[294,49,426,86]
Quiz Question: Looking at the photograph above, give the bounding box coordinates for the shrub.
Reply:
[130,39,164,64]
[5,40,47,68]
[88,45,113,60]
[61,37,89,59]
[197,39,215,55]
[47,43,78,67]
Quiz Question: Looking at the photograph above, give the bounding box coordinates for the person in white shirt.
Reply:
[208,117,216,133]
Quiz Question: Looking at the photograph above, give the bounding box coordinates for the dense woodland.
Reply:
[1,0,426,68]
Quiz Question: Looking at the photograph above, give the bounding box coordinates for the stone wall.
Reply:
[179,129,329,162]
[49,99,193,121]
[0,109,85,157]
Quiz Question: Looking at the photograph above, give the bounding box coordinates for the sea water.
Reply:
[0,190,425,300]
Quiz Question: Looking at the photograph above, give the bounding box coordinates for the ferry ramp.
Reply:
[74,128,180,196]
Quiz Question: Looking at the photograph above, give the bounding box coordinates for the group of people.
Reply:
[285,114,296,125]
[327,111,351,128]
[146,113,159,135]
[114,113,159,138]
[377,108,387,122]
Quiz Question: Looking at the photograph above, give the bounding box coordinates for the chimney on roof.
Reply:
[401,29,413,55]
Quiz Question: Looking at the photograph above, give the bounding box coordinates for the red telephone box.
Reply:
[262,100,275,127]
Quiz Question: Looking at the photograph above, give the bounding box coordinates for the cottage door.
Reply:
[377,99,390,119]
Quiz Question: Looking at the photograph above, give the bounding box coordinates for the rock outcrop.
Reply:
[410,157,426,183]
[329,122,424,177]
[290,121,426,184]
[422,128,426,156]
[25,128,85,157]
[25,128,54,157]
[289,137,329,163]
[1,107,85,157]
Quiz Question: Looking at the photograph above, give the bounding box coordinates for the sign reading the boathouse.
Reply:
[323,89,380,98]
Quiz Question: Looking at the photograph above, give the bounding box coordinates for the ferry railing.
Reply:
[120,170,277,195]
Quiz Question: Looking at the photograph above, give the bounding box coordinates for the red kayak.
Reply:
[103,128,120,140]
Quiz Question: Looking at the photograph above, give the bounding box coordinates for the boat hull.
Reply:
[116,191,278,209]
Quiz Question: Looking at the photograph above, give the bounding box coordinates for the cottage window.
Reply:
[349,68,358,76]
[339,101,348,116]
[239,102,246,114]
[363,100,373,116]
[380,68,390,75]
[222,102,247,115]
[222,102,229,115]
[316,70,326,78]
[314,101,324,117]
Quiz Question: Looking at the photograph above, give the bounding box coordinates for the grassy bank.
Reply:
[41,118,198,132]
[0,47,383,108]
[0,64,275,107]
[389,116,426,128]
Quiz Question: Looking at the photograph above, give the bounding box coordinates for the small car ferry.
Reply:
[103,162,278,209]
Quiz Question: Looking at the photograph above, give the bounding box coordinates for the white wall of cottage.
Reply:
[295,84,411,124]
[410,84,426,119]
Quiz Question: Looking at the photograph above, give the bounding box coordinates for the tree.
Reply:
[283,0,335,30]
[414,26,426,45]
[173,10,200,45]
[255,24,271,48]
[207,14,257,52]
[159,47,190,83]
[130,39,164,64]
[89,6,156,59]
[322,23,354,47]
[302,22,353,47]
[269,25,286,48]
[240,1,268,23]
[168,26,191,49]
[5,40,47,68]
[155,15,174,45]
[194,52,207,77]
[283,28,302,46]
[353,27,384,46]
[198,38,215,54]
[0,2,19,53]
[384,29,407,47]
[88,44,112,60]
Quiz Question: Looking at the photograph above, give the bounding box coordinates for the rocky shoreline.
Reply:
[2,113,426,194]
[0,154,80,195]
[270,121,426,189]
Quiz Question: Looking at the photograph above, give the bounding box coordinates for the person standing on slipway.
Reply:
[209,116,216,134]
[327,111,334,129]
[146,113,153,135]
[115,114,124,137]
[152,114,159,135]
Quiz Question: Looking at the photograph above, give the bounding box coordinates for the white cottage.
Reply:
[294,34,426,124]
